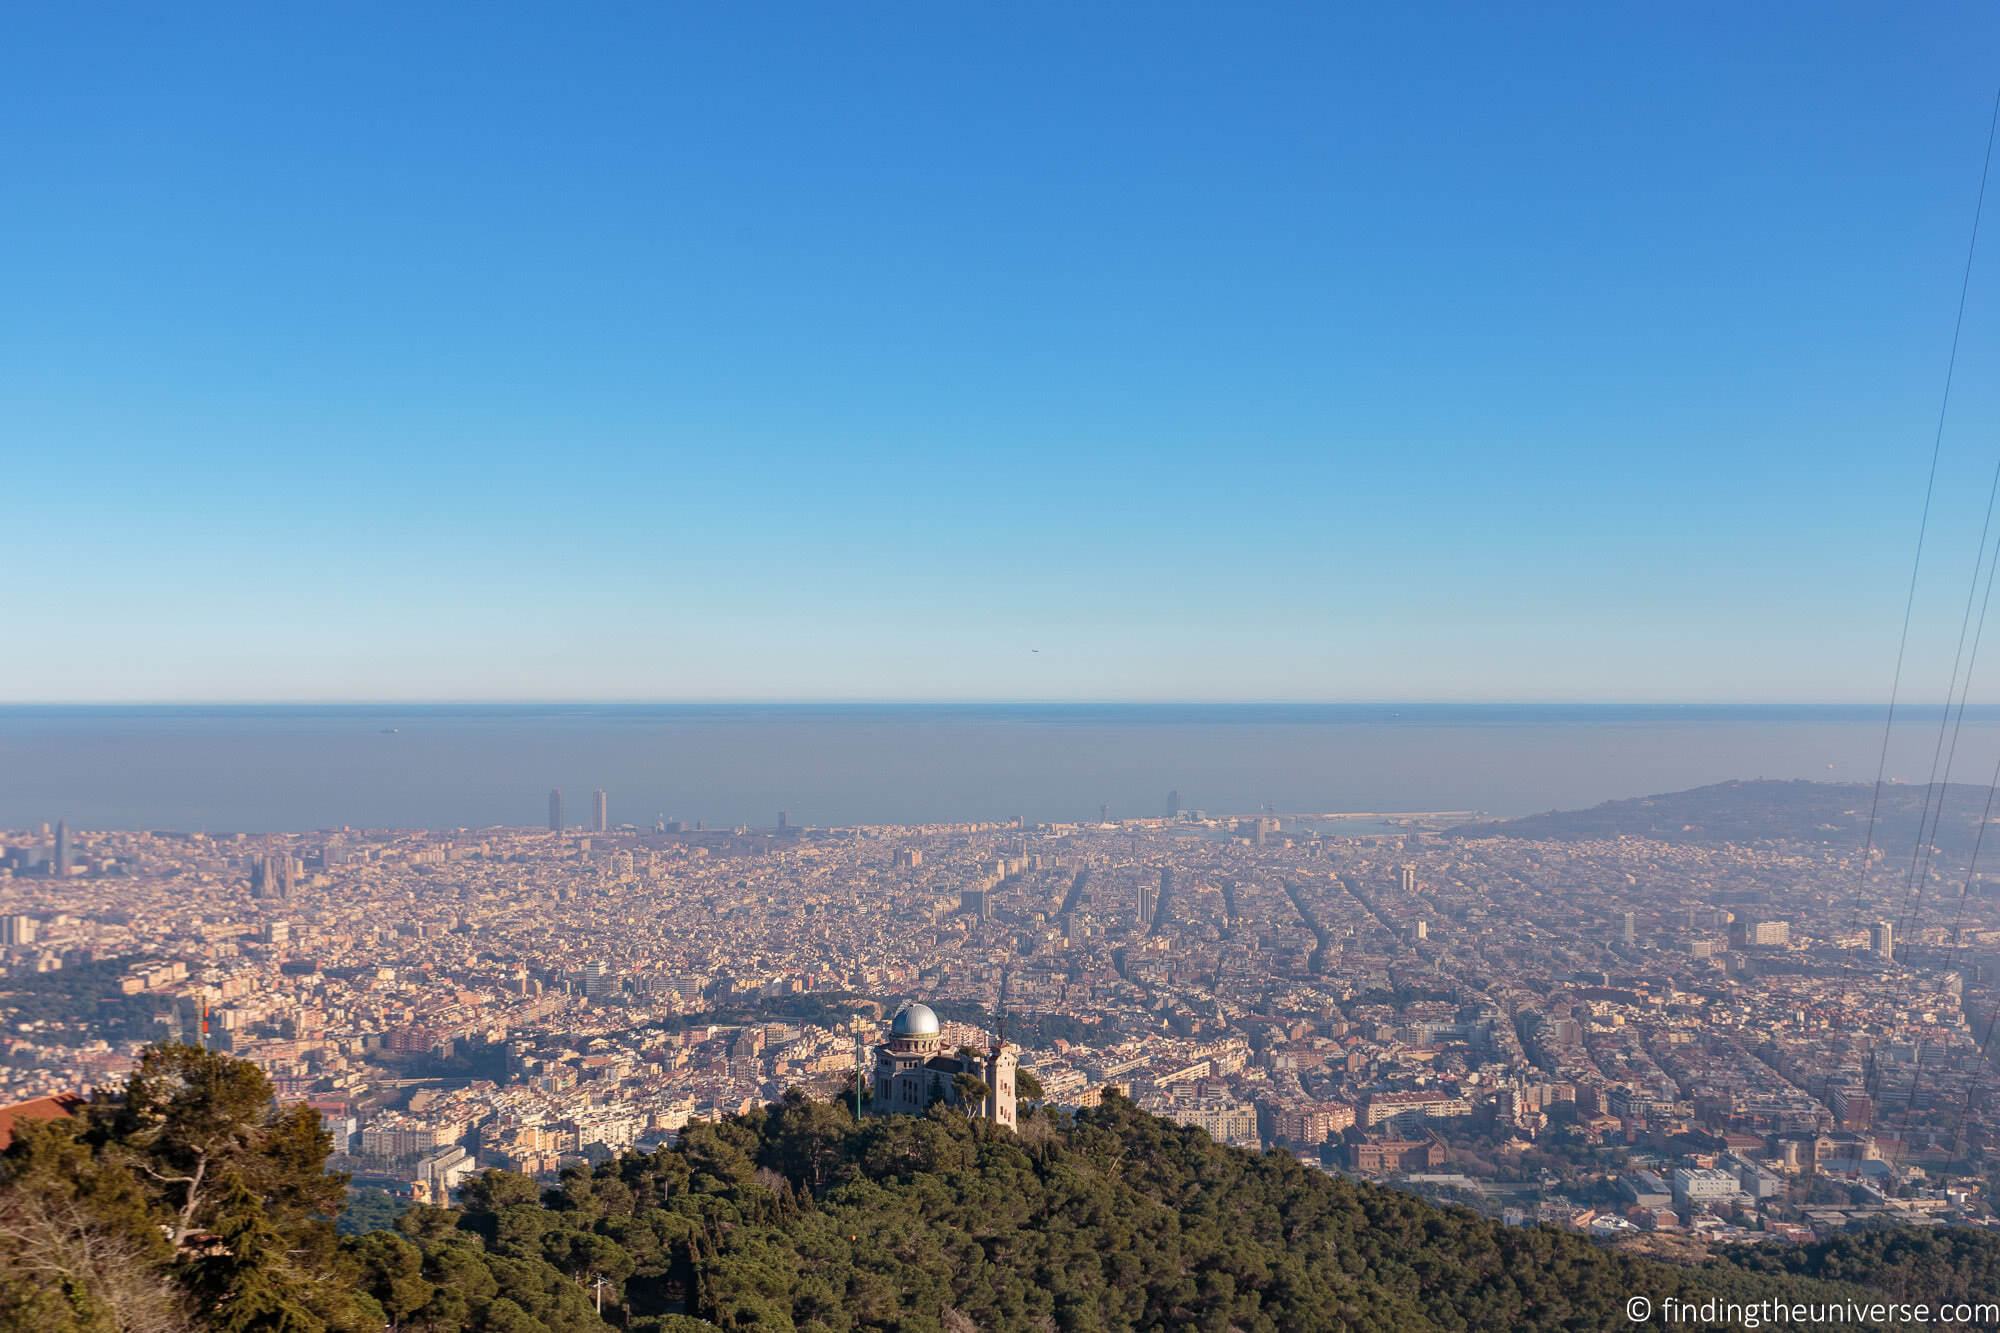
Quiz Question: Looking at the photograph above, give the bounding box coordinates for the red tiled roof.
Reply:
[0,1092,87,1150]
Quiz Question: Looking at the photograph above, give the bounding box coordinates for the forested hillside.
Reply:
[5,1045,1999,1331]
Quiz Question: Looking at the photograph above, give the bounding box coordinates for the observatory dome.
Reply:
[890,1003,940,1037]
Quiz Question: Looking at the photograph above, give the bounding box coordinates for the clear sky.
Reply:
[7,3,2000,703]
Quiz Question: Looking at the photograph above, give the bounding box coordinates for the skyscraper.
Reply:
[549,788,564,834]
[1870,919,1894,960]
[1621,911,1636,947]
[1397,864,1417,894]
[52,820,71,877]
[593,788,608,833]
[1167,790,1181,819]
[777,810,789,832]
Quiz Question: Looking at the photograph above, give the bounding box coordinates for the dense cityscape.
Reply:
[6,780,1998,1258]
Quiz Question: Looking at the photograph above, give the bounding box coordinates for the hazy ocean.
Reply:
[3,703,1999,834]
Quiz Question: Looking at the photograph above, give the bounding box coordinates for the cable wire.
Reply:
[1853,79,2000,1124]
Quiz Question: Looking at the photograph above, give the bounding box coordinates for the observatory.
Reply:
[871,1001,1017,1129]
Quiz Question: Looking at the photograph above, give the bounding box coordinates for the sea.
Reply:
[2,702,1998,834]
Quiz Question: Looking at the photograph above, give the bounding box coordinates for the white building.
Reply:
[412,1145,474,1205]
[1671,1166,1748,1213]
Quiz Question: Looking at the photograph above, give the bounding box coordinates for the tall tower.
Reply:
[1167,789,1181,819]
[1621,910,1636,947]
[1870,919,1894,960]
[549,788,564,834]
[985,1042,1019,1130]
[985,973,1018,1130]
[52,820,71,877]
[592,788,609,833]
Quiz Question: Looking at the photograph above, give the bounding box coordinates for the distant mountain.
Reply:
[1449,778,2000,855]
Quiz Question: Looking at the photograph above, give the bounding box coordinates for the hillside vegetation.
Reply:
[5,1045,1998,1331]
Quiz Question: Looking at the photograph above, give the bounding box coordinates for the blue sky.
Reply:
[6,3,2000,702]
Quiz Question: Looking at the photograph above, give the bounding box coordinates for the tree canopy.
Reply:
[7,1046,2000,1331]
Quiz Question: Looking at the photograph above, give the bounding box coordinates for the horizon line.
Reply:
[0,697,1993,710]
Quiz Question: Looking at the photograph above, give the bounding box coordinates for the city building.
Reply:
[1730,919,1790,949]
[1348,1136,1446,1174]
[1149,1090,1259,1148]
[1870,919,1894,960]
[412,1144,474,1205]
[1671,1166,1747,1214]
